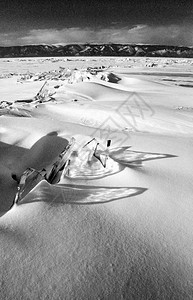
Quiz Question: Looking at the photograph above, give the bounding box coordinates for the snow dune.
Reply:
[0,58,193,299]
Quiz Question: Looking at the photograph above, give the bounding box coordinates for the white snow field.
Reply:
[0,56,193,299]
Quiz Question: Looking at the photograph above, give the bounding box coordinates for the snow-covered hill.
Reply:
[0,43,193,58]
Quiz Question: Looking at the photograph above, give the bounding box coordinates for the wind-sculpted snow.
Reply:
[0,103,33,117]
[17,68,121,84]
[0,69,123,117]
[1,58,193,299]
[0,81,56,117]
[8,135,177,209]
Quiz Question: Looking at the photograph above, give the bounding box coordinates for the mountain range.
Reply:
[0,44,193,58]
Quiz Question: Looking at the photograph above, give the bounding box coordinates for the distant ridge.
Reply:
[0,44,193,58]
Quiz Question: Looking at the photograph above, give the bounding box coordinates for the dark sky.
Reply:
[0,0,193,46]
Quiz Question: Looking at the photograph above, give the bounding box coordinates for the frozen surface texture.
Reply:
[0,57,193,299]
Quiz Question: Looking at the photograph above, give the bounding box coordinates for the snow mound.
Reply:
[18,67,121,85]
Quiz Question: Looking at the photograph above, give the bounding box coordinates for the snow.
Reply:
[0,57,193,299]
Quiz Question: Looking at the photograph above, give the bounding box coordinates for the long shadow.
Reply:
[0,141,26,214]
[0,132,69,214]
[1,134,178,212]
[12,131,69,180]
[16,180,147,206]
[109,146,178,166]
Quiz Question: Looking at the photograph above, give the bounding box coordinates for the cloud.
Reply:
[1,24,193,46]
[130,24,193,46]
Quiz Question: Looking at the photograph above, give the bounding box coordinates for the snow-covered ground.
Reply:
[0,57,193,299]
